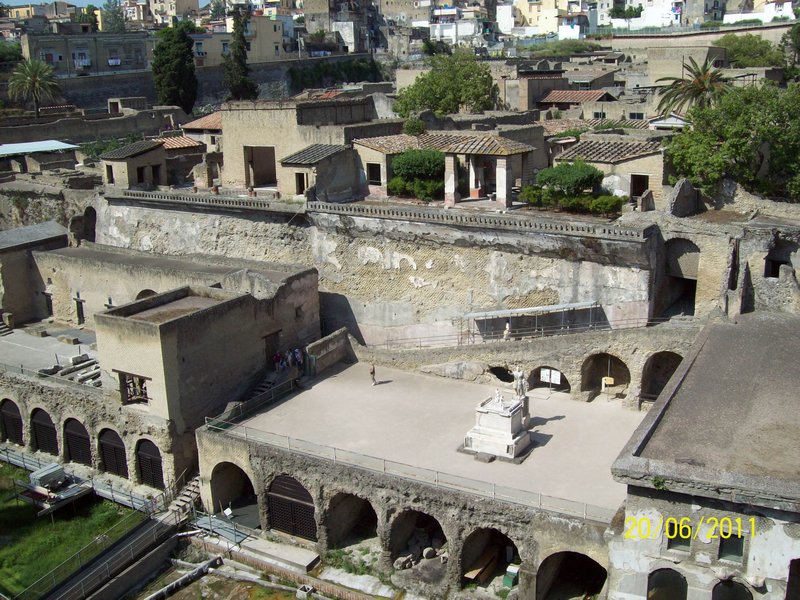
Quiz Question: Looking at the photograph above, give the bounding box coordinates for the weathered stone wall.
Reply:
[0,180,97,231]
[607,486,800,600]
[0,371,196,487]
[306,327,355,375]
[352,322,700,404]
[196,426,611,600]
[95,201,655,344]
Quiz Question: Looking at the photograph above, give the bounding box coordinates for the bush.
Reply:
[536,160,604,197]
[411,178,444,201]
[392,149,445,180]
[700,20,723,28]
[387,176,410,196]
[403,116,426,136]
[519,185,544,207]
[589,194,625,215]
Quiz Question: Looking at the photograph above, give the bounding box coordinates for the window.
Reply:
[275,44,280,55]
[629,111,645,120]
[366,163,381,185]
[593,111,606,119]
[719,534,745,562]
[245,41,251,51]
[151,164,161,184]
[137,166,145,184]
[210,135,216,145]
[578,82,591,90]
[222,41,230,55]
[106,164,115,184]
[118,371,152,404]
[665,520,691,551]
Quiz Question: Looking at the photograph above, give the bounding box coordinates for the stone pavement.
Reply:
[240,363,646,511]
[0,329,96,372]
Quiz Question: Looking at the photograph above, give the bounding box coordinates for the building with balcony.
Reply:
[149,0,199,25]
[190,15,286,68]
[20,31,155,76]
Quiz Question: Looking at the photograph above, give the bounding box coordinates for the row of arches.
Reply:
[209,463,608,597]
[649,568,753,600]
[0,400,164,489]
[504,351,684,401]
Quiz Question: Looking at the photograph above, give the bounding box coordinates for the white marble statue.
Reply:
[513,366,527,398]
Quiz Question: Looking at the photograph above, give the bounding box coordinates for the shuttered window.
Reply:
[136,439,164,490]
[99,429,128,478]
[0,400,23,446]
[65,419,92,466]
[31,409,58,456]
[267,475,316,541]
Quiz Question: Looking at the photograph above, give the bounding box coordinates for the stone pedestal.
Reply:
[495,157,513,208]
[464,390,531,460]
[444,154,460,207]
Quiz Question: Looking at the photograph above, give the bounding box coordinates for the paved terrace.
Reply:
[234,363,646,514]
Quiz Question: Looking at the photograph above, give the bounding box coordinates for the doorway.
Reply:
[630,174,649,198]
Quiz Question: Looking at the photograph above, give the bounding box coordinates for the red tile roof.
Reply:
[556,139,662,164]
[537,90,617,104]
[160,135,204,150]
[182,111,222,131]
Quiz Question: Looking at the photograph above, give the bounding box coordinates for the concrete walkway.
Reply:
[239,363,646,511]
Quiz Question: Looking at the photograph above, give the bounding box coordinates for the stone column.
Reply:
[469,155,484,198]
[496,156,513,208]
[444,154,460,207]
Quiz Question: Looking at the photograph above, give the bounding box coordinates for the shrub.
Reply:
[700,20,723,28]
[589,194,625,215]
[403,116,426,136]
[519,185,544,207]
[392,149,445,181]
[536,160,604,197]
[411,178,443,201]
[387,176,410,196]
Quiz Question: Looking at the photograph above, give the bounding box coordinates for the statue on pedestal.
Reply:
[512,366,527,398]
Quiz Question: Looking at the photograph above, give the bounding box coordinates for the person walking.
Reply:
[370,363,376,386]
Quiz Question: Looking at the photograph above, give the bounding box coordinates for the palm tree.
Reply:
[8,59,61,119]
[655,57,732,117]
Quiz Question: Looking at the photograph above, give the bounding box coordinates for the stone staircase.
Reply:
[0,319,12,337]
[168,476,201,518]
[247,370,279,400]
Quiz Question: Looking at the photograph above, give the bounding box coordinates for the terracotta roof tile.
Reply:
[160,135,204,150]
[537,90,617,104]
[441,136,534,156]
[556,139,662,164]
[354,132,534,156]
[182,111,222,131]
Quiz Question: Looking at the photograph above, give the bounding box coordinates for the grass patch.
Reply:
[325,548,374,576]
[0,463,141,597]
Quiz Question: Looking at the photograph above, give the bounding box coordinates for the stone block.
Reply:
[58,335,80,345]
[296,584,315,599]
[667,179,700,217]
[639,190,655,212]
[423,546,436,559]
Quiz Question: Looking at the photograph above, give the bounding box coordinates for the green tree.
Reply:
[656,57,732,116]
[223,7,258,100]
[402,116,426,135]
[713,33,785,68]
[779,23,800,78]
[609,4,643,27]
[101,0,126,33]
[387,149,445,200]
[536,160,604,197]
[7,59,61,118]
[209,0,226,20]
[0,40,22,62]
[152,24,198,114]
[666,84,800,201]
[394,50,496,117]
[75,4,99,31]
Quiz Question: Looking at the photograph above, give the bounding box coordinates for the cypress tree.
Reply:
[223,8,258,101]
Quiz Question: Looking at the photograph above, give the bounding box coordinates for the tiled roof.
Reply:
[540,118,593,136]
[537,90,617,104]
[354,133,533,156]
[160,135,204,150]
[280,144,347,165]
[441,136,534,156]
[100,139,163,160]
[182,111,222,131]
[585,118,650,130]
[557,139,662,164]
[564,70,617,82]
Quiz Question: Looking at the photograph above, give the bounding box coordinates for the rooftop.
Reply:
[0,221,67,253]
[280,144,347,165]
[537,90,617,104]
[125,294,223,324]
[556,139,662,163]
[613,314,800,511]
[100,139,163,160]
[182,111,223,131]
[160,135,205,150]
[354,132,534,156]
[234,363,646,516]
[0,140,78,158]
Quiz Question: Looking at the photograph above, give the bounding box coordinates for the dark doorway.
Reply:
[0,399,23,446]
[64,418,92,466]
[580,353,631,399]
[210,462,259,528]
[326,493,378,548]
[137,166,145,184]
[461,528,519,588]
[136,289,156,300]
[366,163,381,185]
[630,174,650,198]
[787,558,800,600]
[641,351,683,401]
[536,551,607,599]
[713,581,752,600]
[43,293,53,317]
[151,164,161,185]
[647,568,687,600]
[267,474,316,541]
[529,366,570,392]
[489,366,514,382]
[136,439,164,489]
[295,172,307,195]
[764,239,798,279]
[75,298,85,325]
[99,429,128,478]
[106,164,114,184]
[389,510,446,561]
[83,207,96,243]
[658,238,700,318]
[244,146,277,187]
[31,408,58,456]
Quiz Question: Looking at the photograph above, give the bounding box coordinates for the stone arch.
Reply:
[528,366,570,392]
[461,527,520,588]
[83,207,97,243]
[388,508,448,582]
[712,580,753,600]
[267,474,317,541]
[98,428,128,479]
[0,399,23,445]
[64,418,91,466]
[580,353,631,400]
[658,237,700,318]
[641,351,683,400]
[136,289,157,300]
[325,492,378,548]
[210,461,258,526]
[136,438,165,490]
[536,551,607,600]
[31,408,58,456]
[647,568,687,600]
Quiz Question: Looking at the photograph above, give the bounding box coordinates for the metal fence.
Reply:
[204,419,617,524]
[213,379,296,426]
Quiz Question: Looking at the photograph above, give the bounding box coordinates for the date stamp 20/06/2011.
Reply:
[624,516,756,541]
